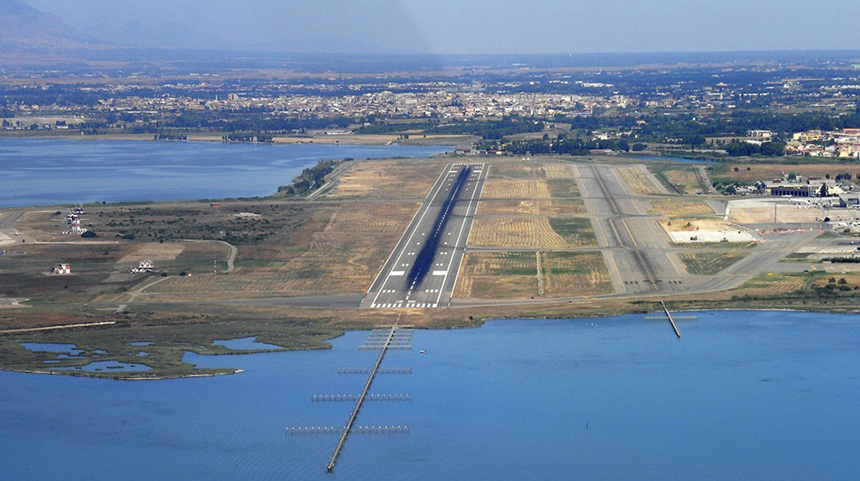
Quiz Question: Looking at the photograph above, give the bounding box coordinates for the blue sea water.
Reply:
[1,311,859,480]
[0,139,451,207]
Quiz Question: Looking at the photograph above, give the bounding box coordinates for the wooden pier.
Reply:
[326,324,404,472]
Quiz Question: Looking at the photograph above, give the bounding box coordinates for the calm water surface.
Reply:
[0,139,450,207]
[1,310,859,480]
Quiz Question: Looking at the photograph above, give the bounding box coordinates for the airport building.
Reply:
[764,177,836,197]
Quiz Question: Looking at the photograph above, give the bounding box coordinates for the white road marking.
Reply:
[390,271,405,276]
[368,164,452,307]
[436,163,487,307]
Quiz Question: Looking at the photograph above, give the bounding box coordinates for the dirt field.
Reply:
[117,243,185,265]
[539,199,587,216]
[541,251,613,297]
[327,160,441,199]
[659,219,756,243]
[649,199,714,217]
[454,252,538,299]
[618,166,664,195]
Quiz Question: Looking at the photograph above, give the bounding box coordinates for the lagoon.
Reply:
[1,310,859,480]
[0,139,451,207]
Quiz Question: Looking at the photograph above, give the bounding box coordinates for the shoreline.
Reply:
[5,306,859,381]
[0,132,472,147]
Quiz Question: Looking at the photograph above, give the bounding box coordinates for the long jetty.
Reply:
[660,300,682,339]
[326,324,398,472]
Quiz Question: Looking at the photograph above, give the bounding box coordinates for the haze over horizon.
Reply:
[23,0,860,54]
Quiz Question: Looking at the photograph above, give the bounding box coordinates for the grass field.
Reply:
[327,160,440,199]
[145,202,417,299]
[541,251,613,297]
[477,200,539,216]
[618,166,664,195]
[739,272,810,296]
[481,179,535,199]
[648,164,708,195]
[678,252,748,275]
[713,163,860,184]
[545,179,580,198]
[545,217,597,247]
[488,163,533,179]
[454,251,538,299]
[469,218,538,248]
[649,199,715,217]
[540,163,577,179]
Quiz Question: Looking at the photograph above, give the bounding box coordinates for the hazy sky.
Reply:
[27,0,860,54]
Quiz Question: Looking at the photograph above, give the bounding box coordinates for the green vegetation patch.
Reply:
[679,251,748,275]
[0,317,342,380]
[546,179,580,198]
[548,217,596,245]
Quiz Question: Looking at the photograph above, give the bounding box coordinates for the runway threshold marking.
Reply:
[368,164,454,308]
[436,164,488,307]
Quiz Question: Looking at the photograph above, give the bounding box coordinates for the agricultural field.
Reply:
[454,252,538,299]
[618,166,664,195]
[541,251,613,297]
[481,179,535,199]
[469,218,538,248]
[477,200,539,216]
[649,199,714,217]
[326,160,440,199]
[678,252,748,275]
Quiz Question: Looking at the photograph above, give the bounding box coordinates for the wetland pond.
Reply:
[1,310,859,480]
[0,139,451,207]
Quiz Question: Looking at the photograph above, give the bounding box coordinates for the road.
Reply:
[361,163,487,309]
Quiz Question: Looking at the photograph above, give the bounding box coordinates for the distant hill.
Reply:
[0,0,104,51]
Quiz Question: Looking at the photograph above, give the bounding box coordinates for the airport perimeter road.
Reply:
[361,163,487,309]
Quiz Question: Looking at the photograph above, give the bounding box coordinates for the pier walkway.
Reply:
[326,324,407,472]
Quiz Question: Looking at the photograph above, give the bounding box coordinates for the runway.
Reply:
[361,163,487,309]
